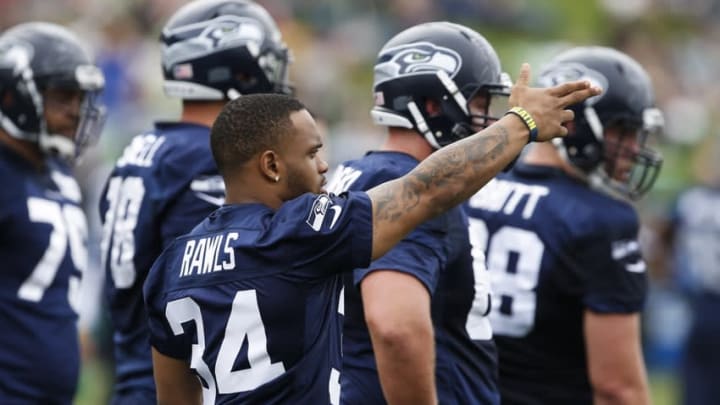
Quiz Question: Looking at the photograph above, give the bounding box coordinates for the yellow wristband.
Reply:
[505,106,538,143]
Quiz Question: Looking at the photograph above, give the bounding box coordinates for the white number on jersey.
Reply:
[18,198,87,312]
[326,165,362,195]
[465,218,493,340]
[165,290,285,401]
[100,176,145,288]
[468,218,544,337]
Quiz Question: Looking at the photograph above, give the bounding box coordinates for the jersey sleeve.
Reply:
[143,249,192,359]
[576,214,648,313]
[352,215,448,294]
[263,191,374,279]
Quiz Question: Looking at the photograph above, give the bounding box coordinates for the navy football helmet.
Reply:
[161,0,292,100]
[371,22,511,149]
[539,46,664,199]
[0,22,106,163]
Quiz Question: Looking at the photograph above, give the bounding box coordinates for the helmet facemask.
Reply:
[560,105,664,200]
[0,42,106,164]
[464,74,512,133]
[35,64,106,163]
[385,70,511,149]
[599,108,663,199]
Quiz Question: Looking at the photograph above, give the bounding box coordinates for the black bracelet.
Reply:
[505,106,539,143]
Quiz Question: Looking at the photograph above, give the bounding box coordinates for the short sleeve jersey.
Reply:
[670,186,720,339]
[144,192,373,404]
[331,151,499,405]
[0,145,86,403]
[98,122,223,392]
[464,163,647,404]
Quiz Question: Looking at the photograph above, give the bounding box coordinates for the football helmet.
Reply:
[161,0,292,100]
[371,21,511,149]
[539,46,664,199]
[0,22,106,163]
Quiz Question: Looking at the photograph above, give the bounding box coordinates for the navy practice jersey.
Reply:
[0,144,86,403]
[671,186,720,297]
[464,163,647,405]
[670,185,720,405]
[329,151,499,405]
[144,192,373,404]
[99,122,224,396]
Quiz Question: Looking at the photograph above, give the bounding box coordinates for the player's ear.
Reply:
[424,98,442,116]
[259,150,282,183]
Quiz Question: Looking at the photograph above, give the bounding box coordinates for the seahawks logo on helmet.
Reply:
[539,62,608,105]
[0,42,33,73]
[374,42,462,85]
[163,15,266,68]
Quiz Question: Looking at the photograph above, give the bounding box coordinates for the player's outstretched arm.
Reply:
[367,63,601,260]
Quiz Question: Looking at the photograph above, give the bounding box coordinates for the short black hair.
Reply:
[210,93,306,175]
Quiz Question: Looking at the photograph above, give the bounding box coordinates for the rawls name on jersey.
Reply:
[468,178,549,219]
[180,232,238,277]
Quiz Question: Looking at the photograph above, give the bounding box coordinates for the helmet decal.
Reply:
[163,16,266,70]
[374,42,462,85]
[539,62,607,106]
[160,0,292,99]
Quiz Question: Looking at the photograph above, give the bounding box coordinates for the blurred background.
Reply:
[2,0,718,403]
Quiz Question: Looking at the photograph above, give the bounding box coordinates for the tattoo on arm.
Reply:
[373,124,510,224]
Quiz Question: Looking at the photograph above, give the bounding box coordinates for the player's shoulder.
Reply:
[0,144,29,178]
[341,151,418,189]
[505,164,637,234]
[113,122,211,169]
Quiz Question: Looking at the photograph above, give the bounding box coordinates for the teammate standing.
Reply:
[0,22,106,403]
[98,1,292,403]
[328,22,510,404]
[465,46,661,404]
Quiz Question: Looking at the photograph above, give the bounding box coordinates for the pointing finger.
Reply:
[515,63,531,88]
[550,80,591,97]
[560,85,602,107]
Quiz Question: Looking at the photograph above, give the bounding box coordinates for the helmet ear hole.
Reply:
[424,99,442,116]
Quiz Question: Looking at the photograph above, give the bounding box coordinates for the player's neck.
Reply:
[523,142,565,167]
[180,100,227,128]
[524,142,588,180]
[224,172,284,210]
[0,130,45,169]
[381,127,434,161]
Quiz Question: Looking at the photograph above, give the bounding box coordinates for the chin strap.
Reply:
[407,100,441,149]
[39,133,76,163]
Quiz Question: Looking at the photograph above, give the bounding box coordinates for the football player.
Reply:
[144,68,601,402]
[0,22,106,403]
[665,137,720,405]
[98,0,292,403]
[465,46,662,404]
[327,22,510,404]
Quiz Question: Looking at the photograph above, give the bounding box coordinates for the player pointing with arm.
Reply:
[145,64,600,404]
